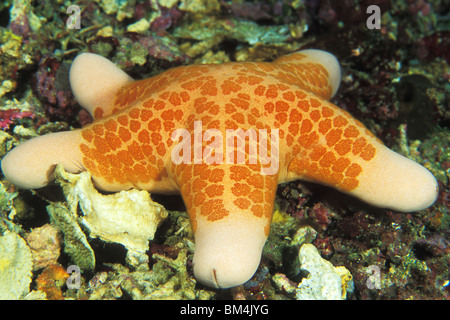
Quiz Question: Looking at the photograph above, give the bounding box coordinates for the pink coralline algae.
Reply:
[151,5,184,31]
[0,109,34,130]
[415,31,450,63]
[33,55,81,123]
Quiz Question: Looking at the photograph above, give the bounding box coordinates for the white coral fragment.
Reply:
[296,244,352,300]
[55,165,168,253]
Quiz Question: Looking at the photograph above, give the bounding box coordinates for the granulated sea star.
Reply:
[1,50,438,288]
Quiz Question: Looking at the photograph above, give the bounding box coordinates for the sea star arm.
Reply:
[70,52,134,119]
[282,96,438,212]
[172,162,278,288]
[1,130,85,189]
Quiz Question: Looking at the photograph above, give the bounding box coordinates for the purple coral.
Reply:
[32,55,81,123]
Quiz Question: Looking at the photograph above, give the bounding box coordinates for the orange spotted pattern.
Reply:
[78,52,378,235]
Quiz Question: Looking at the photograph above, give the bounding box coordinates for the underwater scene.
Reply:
[0,0,448,301]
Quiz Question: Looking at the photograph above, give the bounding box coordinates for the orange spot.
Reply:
[249,189,264,203]
[137,130,150,144]
[344,125,359,138]
[289,108,302,123]
[236,75,264,85]
[318,119,332,135]
[94,107,104,119]
[130,120,141,133]
[209,169,225,183]
[201,199,229,221]
[118,115,129,126]
[150,132,162,146]
[230,97,250,110]
[181,79,203,91]
[321,106,334,117]
[92,124,104,136]
[332,157,351,173]
[205,184,224,197]
[326,128,342,147]
[265,84,278,99]
[341,178,359,190]
[333,115,348,127]
[232,113,245,124]
[201,79,218,96]
[104,119,117,132]
[156,143,166,156]
[154,100,165,110]
[328,171,344,186]
[251,108,261,118]
[300,119,313,134]
[334,139,352,156]
[174,109,184,121]
[143,99,154,109]
[140,109,153,122]
[129,108,140,119]
[81,129,94,143]
[230,166,251,181]
[159,91,170,100]
[319,151,336,168]
[310,110,321,122]
[80,144,92,157]
[298,100,310,112]
[310,98,321,108]
[118,127,132,142]
[93,136,111,153]
[282,91,296,102]
[251,204,264,217]
[194,193,206,206]
[234,198,251,209]
[161,110,174,121]
[352,137,367,156]
[288,123,299,136]
[148,118,161,132]
[275,100,290,113]
[193,177,208,193]
[104,131,122,150]
[360,144,376,161]
[238,93,250,101]
[300,132,319,148]
[264,102,274,114]
[254,85,266,96]
[147,165,161,180]
[225,119,239,130]
[310,145,327,161]
[275,112,288,125]
[128,141,145,161]
[295,90,307,99]
[247,174,264,189]
[345,163,362,178]
[142,144,153,157]
[232,183,251,197]
[180,91,190,102]
[117,150,134,166]
[169,92,181,106]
